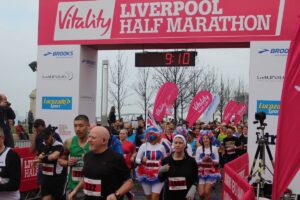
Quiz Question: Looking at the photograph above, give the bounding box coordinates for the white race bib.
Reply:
[168,177,187,190]
[71,167,83,181]
[42,163,54,176]
[83,177,101,197]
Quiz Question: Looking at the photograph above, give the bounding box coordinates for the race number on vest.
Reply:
[71,167,83,181]
[42,163,54,176]
[168,177,187,190]
[83,177,101,197]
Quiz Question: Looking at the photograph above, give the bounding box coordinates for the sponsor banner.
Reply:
[256,74,284,82]
[38,0,300,45]
[233,102,247,125]
[256,100,280,116]
[43,50,74,58]
[37,45,98,141]
[222,100,238,124]
[42,96,72,110]
[41,71,73,81]
[201,94,220,124]
[78,46,98,123]
[186,91,212,127]
[222,154,255,200]
[54,0,116,41]
[257,47,289,56]
[153,82,178,122]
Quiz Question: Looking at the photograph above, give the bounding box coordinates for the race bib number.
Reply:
[145,160,160,168]
[168,177,187,190]
[72,167,83,181]
[42,164,54,176]
[83,177,101,197]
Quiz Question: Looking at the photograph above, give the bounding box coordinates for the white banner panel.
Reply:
[249,41,299,194]
[79,46,98,123]
[37,45,98,141]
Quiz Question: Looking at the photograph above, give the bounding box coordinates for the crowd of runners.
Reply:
[1,94,248,200]
[29,114,247,200]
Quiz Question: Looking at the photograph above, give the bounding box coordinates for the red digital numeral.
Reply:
[165,53,173,65]
[182,53,190,65]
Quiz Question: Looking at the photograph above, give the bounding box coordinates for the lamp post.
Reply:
[101,60,109,125]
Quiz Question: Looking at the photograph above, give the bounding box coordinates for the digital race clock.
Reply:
[135,51,197,67]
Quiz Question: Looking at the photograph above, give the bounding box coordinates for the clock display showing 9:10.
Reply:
[135,51,197,67]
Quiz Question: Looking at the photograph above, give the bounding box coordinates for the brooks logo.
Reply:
[43,51,74,57]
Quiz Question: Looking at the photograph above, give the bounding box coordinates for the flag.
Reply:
[233,102,247,125]
[186,91,213,127]
[222,100,238,124]
[153,82,178,122]
[146,109,161,130]
[201,94,220,123]
[272,18,300,200]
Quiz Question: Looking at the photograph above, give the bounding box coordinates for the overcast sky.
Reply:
[0,0,249,120]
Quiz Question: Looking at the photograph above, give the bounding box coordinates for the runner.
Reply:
[159,134,198,200]
[30,119,62,187]
[119,128,136,200]
[34,125,67,200]
[196,131,221,200]
[173,126,193,157]
[69,126,133,200]
[0,127,21,200]
[58,115,90,200]
[221,126,241,165]
[135,127,166,200]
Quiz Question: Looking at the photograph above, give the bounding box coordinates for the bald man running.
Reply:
[69,126,133,200]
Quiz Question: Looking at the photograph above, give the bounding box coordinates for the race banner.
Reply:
[222,100,238,124]
[186,91,212,127]
[222,153,255,200]
[153,82,178,122]
[233,102,247,125]
[38,0,300,45]
[201,94,220,123]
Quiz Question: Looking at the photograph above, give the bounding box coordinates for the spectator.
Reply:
[27,110,34,134]
[0,93,15,147]
[108,106,116,127]
[15,121,29,140]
